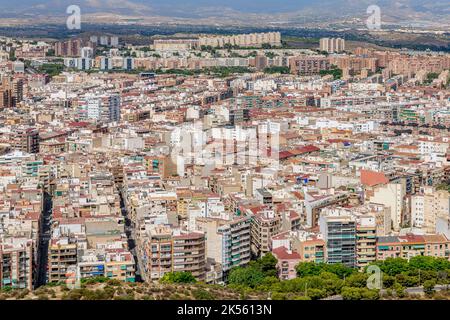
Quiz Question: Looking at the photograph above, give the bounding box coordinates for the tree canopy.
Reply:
[160,272,197,284]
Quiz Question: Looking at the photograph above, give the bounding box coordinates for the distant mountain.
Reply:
[0,0,448,25]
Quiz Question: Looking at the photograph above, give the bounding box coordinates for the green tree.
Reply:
[160,272,197,284]
[424,72,439,84]
[409,256,449,271]
[228,266,265,288]
[423,279,436,296]
[319,68,343,80]
[323,263,356,279]
[341,287,362,300]
[264,66,290,74]
[396,273,420,287]
[258,253,278,277]
[382,275,396,288]
[345,273,369,288]
[436,183,450,193]
[374,258,409,276]
[255,276,280,292]
[393,283,406,298]
[296,262,324,277]
[361,288,380,300]
[306,288,327,300]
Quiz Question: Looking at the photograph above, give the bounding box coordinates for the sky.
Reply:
[0,0,446,19]
[0,0,368,14]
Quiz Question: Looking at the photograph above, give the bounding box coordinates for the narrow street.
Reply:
[119,189,143,282]
[36,191,53,288]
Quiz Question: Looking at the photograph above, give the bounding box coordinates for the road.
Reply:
[403,284,449,295]
[36,191,53,288]
[321,285,449,300]
[120,189,143,282]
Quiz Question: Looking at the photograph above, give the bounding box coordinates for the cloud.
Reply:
[85,0,102,8]
[83,0,152,12]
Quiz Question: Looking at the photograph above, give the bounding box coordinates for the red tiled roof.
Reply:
[398,234,425,243]
[272,247,301,260]
[291,191,305,200]
[68,121,90,128]
[360,170,389,187]
[279,151,294,160]
[292,145,320,155]
[24,212,40,220]
[279,145,320,160]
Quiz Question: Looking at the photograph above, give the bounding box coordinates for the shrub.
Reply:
[81,276,109,285]
[423,280,436,296]
[160,272,197,284]
[361,289,379,300]
[393,283,406,298]
[341,287,362,300]
[107,279,122,286]
[193,289,215,300]
[306,288,327,300]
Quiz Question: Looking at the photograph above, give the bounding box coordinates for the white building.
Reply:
[370,182,406,231]
[81,94,121,123]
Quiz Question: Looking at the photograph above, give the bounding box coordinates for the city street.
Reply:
[36,192,53,288]
[120,191,143,282]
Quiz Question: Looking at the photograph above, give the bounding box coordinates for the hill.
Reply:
[0,0,449,27]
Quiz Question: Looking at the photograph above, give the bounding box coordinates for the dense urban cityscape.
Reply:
[0,0,449,305]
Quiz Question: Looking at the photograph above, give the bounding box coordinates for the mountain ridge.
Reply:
[0,0,448,26]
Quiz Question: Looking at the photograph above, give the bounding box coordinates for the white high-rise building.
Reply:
[370,182,406,231]
[100,36,109,46]
[82,94,121,123]
[320,38,346,53]
[110,36,119,47]
[77,58,92,71]
[81,47,94,59]
[100,56,113,70]
[411,187,450,233]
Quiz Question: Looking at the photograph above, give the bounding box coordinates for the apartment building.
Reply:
[289,56,330,75]
[411,187,450,233]
[320,38,346,53]
[77,94,121,123]
[140,226,206,282]
[48,239,78,283]
[11,127,39,154]
[0,238,34,290]
[290,232,326,264]
[370,182,406,232]
[104,250,136,282]
[330,55,378,73]
[319,210,357,268]
[250,210,281,257]
[0,76,23,109]
[376,234,450,261]
[198,32,281,48]
[196,215,252,276]
[54,39,83,57]
[141,225,173,281]
[356,215,377,270]
[172,232,206,281]
[388,55,450,75]
[272,246,301,280]
[153,39,199,51]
